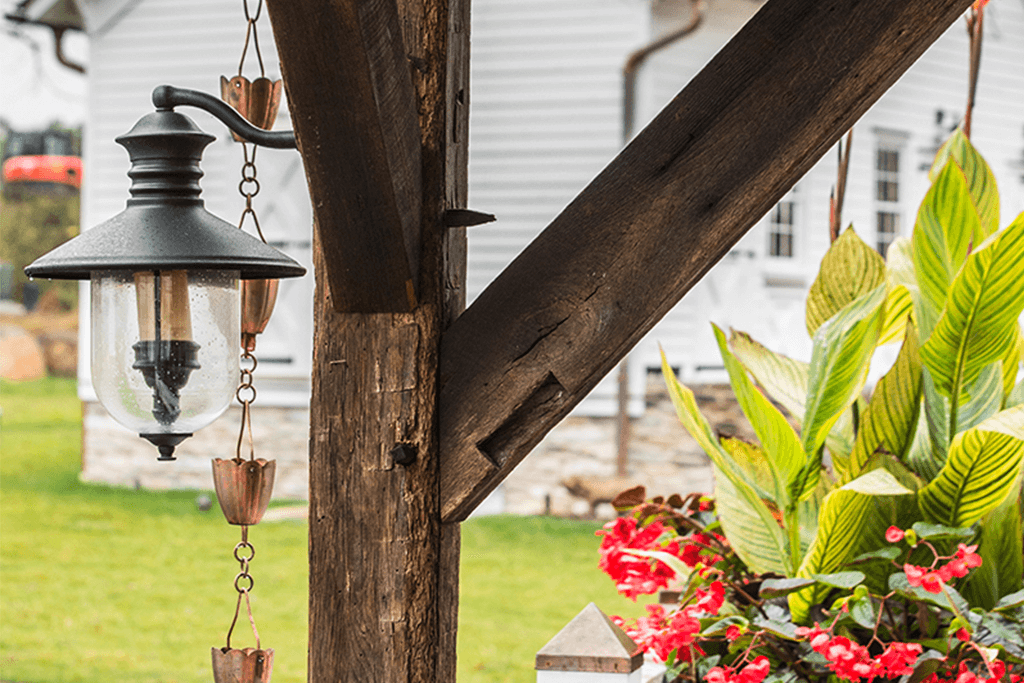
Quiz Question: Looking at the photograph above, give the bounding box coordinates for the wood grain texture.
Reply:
[265,0,421,312]
[271,0,470,680]
[438,0,974,522]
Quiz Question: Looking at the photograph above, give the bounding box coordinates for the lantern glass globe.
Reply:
[90,269,240,438]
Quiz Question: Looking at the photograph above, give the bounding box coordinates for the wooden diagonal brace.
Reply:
[438,0,974,522]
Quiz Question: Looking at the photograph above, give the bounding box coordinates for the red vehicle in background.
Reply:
[2,129,82,195]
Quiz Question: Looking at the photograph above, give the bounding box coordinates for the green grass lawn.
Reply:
[0,378,642,682]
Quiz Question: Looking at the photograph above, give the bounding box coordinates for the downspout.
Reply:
[615,0,704,478]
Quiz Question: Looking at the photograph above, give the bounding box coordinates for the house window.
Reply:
[768,199,795,258]
[877,211,899,257]
[874,133,906,257]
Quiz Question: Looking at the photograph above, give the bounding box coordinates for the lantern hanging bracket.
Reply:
[152,85,297,150]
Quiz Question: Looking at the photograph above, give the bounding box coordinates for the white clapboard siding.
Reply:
[467,0,648,415]
[79,0,1024,416]
[79,0,313,405]
[627,0,1024,385]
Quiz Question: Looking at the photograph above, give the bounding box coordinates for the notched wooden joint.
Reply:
[390,443,417,467]
[444,209,497,228]
[478,372,568,468]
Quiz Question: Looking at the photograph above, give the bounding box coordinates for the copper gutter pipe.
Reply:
[616,0,705,478]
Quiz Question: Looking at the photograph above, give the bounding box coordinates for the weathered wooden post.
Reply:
[264,0,470,681]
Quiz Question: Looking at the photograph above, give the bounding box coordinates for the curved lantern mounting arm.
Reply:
[152,85,297,150]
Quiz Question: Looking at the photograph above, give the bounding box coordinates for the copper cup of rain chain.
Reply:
[212,646,274,683]
[212,458,276,526]
[220,76,283,140]
[240,278,279,353]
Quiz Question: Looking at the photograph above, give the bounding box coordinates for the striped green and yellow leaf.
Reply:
[729,330,808,421]
[805,227,886,338]
[790,472,914,622]
[788,477,909,623]
[728,331,858,465]
[962,473,1023,609]
[849,324,922,480]
[929,128,1000,241]
[662,352,791,574]
[714,323,803,506]
[794,285,886,500]
[878,284,912,346]
[912,162,980,341]
[1002,324,1021,402]
[918,404,1024,527]
[920,213,1024,408]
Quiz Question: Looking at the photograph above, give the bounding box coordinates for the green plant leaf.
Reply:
[910,522,977,541]
[759,577,817,599]
[1002,324,1021,402]
[729,330,808,422]
[879,284,913,346]
[700,616,749,637]
[712,465,790,576]
[806,227,886,337]
[916,362,1004,482]
[623,548,694,582]
[854,495,923,595]
[849,546,901,565]
[994,589,1024,612]
[929,128,1000,241]
[961,474,1023,610]
[730,331,861,468]
[918,405,1024,527]
[889,571,971,615]
[714,323,803,507]
[797,473,831,557]
[788,489,876,623]
[974,612,1024,658]
[662,351,791,574]
[907,391,943,481]
[794,285,887,499]
[887,237,916,290]
[841,468,914,496]
[886,239,925,349]
[850,325,923,479]
[920,213,1024,415]
[849,596,877,630]
[720,437,776,501]
[811,571,866,589]
[955,362,1005,435]
[1009,378,1024,410]
[912,162,980,341]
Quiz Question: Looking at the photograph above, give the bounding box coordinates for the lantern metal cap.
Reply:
[25,110,306,281]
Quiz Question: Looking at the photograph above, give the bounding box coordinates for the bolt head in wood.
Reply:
[390,443,417,466]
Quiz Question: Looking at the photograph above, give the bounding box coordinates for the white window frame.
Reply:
[767,187,798,259]
[874,129,909,258]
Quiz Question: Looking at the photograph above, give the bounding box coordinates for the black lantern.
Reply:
[26,89,306,460]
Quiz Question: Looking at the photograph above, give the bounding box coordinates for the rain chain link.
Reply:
[209,1,281,678]
[238,0,266,79]
[238,145,266,242]
[235,351,257,461]
[225,528,261,651]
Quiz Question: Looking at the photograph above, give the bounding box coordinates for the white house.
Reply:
[38,0,1024,509]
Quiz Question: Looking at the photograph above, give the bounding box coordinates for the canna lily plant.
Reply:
[661,127,1024,624]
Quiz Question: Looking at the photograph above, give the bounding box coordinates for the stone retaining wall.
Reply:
[81,376,748,516]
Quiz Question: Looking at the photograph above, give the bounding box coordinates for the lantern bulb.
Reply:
[91,270,239,459]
